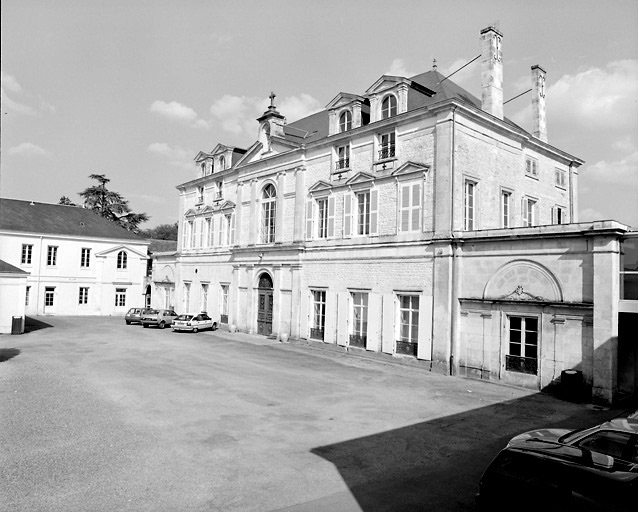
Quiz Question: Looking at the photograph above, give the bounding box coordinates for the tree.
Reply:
[79,174,149,232]
[58,196,76,206]
[137,222,178,240]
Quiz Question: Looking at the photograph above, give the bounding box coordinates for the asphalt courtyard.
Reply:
[0,316,632,512]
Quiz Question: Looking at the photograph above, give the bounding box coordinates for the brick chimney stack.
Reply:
[480,26,504,120]
[531,65,547,142]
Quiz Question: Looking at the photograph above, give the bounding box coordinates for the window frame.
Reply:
[80,247,91,268]
[78,286,89,305]
[381,94,398,119]
[114,287,127,307]
[260,183,277,244]
[220,284,229,323]
[21,244,33,265]
[335,143,351,172]
[523,196,538,227]
[501,189,512,228]
[350,291,368,348]
[378,131,396,161]
[310,289,327,340]
[398,180,422,233]
[44,286,55,307]
[396,294,419,355]
[555,167,567,189]
[464,179,477,231]
[525,156,539,179]
[505,315,539,375]
[339,110,352,132]
[117,250,128,269]
[47,245,58,267]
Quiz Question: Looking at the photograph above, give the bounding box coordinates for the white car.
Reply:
[172,313,217,333]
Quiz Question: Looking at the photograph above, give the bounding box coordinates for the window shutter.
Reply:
[230,213,235,244]
[344,193,352,238]
[411,183,421,231]
[182,221,188,249]
[370,188,379,236]
[219,216,224,246]
[400,184,410,232]
[306,199,314,240]
[327,196,335,238]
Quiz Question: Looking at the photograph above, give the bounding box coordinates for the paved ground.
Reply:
[0,316,633,512]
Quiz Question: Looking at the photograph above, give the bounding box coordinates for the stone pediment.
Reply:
[325,92,366,110]
[194,151,212,163]
[234,141,263,166]
[95,244,148,259]
[483,260,563,302]
[308,180,333,195]
[345,172,375,186]
[217,200,236,211]
[365,75,411,95]
[392,161,431,177]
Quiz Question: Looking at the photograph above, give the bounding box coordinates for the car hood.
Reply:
[507,428,571,447]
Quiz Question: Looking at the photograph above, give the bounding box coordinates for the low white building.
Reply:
[0,260,28,334]
[0,198,150,316]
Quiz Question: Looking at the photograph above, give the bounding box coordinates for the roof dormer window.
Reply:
[381,94,397,119]
[219,155,226,170]
[339,110,352,132]
[200,163,206,177]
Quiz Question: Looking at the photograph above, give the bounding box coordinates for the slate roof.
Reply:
[0,259,28,275]
[280,69,525,146]
[148,239,178,253]
[0,198,146,241]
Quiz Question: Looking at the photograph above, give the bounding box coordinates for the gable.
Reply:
[365,75,411,95]
[392,161,431,177]
[345,172,375,186]
[95,244,148,259]
[325,92,366,110]
[308,180,333,194]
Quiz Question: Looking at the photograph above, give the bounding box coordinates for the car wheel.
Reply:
[193,327,199,333]
[212,322,217,331]
[159,321,165,329]
[143,323,148,328]
[126,321,131,325]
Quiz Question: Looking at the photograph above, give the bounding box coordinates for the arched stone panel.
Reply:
[483,259,563,302]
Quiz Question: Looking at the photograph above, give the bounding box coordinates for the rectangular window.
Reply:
[350,292,368,348]
[316,198,328,239]
[25,286,31,306]
[80,248,91,268]
[47,246,58,266]
[115,288,127,307]
[216,181,223,200]
[21,244,33,264]
[261,201,276,244]
[79,287,89,305]
[220,284,229,323]
[197,186,204,204]
[553,206,566,225]
[379,132,396,160]
[201,284,208,313]
[620,237,638,300]
[555,168,567,188]
[45,287,55,307]
[464,180,476,230]
[523,198,537,227]
[501,191,511,228]
[184,283,191,313]
[357,191,371,235]
[506,316,538,374]
[310,290,326,340]
[399,182,421,232]
[335,145,350,171]
[525,156,538,178]
[397,295,419,355]
[205,218,212,247]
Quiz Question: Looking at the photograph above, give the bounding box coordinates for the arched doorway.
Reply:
[257,272,273,336]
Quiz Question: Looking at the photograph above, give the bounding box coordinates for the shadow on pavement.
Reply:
[0,348,21,362]
[25,316,54,332]
[311,393,631,512]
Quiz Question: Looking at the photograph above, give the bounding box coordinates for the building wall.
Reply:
[0,272,28,334]
[0,232,148,316]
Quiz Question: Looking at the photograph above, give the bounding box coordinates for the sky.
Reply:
[2,0,637,229]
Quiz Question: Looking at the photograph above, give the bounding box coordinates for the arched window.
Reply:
[117,251,128,269]
[261,184,276,243]
[200,163,206,176]
[219,156,226,170]
[339,110,352,132]
[381,95,397,119]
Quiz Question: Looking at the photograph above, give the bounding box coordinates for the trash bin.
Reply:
[561,369,583,402]
[11,316,23,335]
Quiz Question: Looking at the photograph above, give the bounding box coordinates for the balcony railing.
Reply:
[335,158,350,171]
[378,144,396,160]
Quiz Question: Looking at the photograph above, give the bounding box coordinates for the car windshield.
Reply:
[559,426,593,444]
[175,315,192,321]
[147,309,159,314]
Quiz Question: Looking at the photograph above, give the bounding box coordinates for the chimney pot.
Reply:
[531,65,548,142]
[480,26,504,120]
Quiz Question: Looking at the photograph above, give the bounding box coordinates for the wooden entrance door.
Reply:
[257,273,273,336]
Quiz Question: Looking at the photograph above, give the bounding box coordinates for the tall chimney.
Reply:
[531,65,547,142]
[480,26,504,120]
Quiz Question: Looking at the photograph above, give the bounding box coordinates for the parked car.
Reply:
[476,416,638,511]
[125,307,152,325]
[141,309,178,329]
[172,313,217,333]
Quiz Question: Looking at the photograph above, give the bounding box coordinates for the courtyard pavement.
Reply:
[0,316,633,512]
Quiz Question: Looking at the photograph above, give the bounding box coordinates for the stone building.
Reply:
[0,198,150,317]
[162,26,637,403]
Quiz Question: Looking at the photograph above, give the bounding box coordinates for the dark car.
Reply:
[140,309,178,329]
[477,417,638,511]
[125,307,152,325]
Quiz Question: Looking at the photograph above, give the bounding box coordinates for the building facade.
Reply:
[0,199,150,317]
[166,26,637,403]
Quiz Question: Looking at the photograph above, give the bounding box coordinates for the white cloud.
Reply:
[7,142,51,157]
[209,93,321,137]
[150,100,209,129]
[583,150,638,185]
[1,71,55,116]
[147,142,193,170]
[386,58,418,78]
